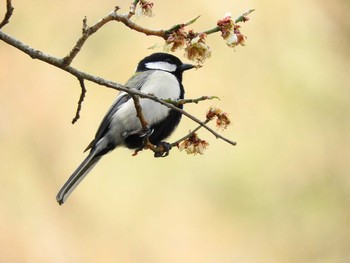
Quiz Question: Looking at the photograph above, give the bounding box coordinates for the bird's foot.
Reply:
[154,142,172,158]
[139,125,154,138]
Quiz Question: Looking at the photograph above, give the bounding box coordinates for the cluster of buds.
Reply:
[206,107,231,130]
[165,29,211,64]
[162,9,254,63]
[185,31,211,64]
[217,13,247,48]
[164,27,188,52]
[178,133,209,155]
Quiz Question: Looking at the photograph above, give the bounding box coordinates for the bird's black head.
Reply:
[136,52,194,81]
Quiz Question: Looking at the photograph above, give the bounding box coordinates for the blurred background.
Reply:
[1,0,349,262]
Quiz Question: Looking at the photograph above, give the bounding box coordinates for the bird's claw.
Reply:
[121,126,154,139]
[154,142,172,158]
[139,126,154,138]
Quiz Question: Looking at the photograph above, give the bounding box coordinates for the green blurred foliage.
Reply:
[0,0,349,262]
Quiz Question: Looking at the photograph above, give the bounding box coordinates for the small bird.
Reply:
[56,52,194,205]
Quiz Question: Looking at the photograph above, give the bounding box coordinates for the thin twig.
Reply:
[0,0,14,29]
[202,9,255,35]
[72,77,87,124]
[202,26,220,35]
[171,119,211,147]
[164,15,201,35]
[129,0,140,16]
[63,12,116,65]
[62,9,165,65]
[235,9,255,23]
[131,95,166,156]
[142,94,237,146]
[131,95,149,130]
[164,95,220,106]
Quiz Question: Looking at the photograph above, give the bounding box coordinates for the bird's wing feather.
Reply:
[84,71,153,152]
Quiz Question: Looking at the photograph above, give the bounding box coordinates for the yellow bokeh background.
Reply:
[1,0,349,262]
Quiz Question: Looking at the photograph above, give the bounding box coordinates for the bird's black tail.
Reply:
[56,152,102,205]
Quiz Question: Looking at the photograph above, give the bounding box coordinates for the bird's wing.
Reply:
[84,71,153,152]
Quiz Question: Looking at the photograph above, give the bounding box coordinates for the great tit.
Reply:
[56,52,194,205]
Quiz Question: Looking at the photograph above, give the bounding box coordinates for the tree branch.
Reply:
[164,15,201,35]
[0,30,235,146]
[0,0,14,29]
[63,6,165,65]
[164,95,219,106]
[131,95,149,131]
[171,119,211,147]
[129,0,140,16]
[72,77,87,124]
[0,1,240,157]
[235,9,255,23]
[134,93,237,146]
[202,9,255,35]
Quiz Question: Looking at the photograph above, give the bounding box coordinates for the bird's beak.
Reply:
[180,63,195,71]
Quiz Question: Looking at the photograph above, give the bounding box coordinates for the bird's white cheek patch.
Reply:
[145,61,177,72]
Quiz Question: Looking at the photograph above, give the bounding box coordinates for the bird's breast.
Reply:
[141,71,181,100]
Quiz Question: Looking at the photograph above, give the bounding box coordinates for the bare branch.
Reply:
[0,0,14,29]
[235,9,255,23]
[62,17,88,66]
[164,15,201,35]
[129,0,140,16]
[72,77,87,124]
[164,95,220,106]
[113,12,165,37]
[62,8,165,65]
[131,95,150,130]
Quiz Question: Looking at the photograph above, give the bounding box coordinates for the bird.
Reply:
[56,52,194,205]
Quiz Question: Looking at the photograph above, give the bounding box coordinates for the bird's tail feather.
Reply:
[56,152,101,205]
